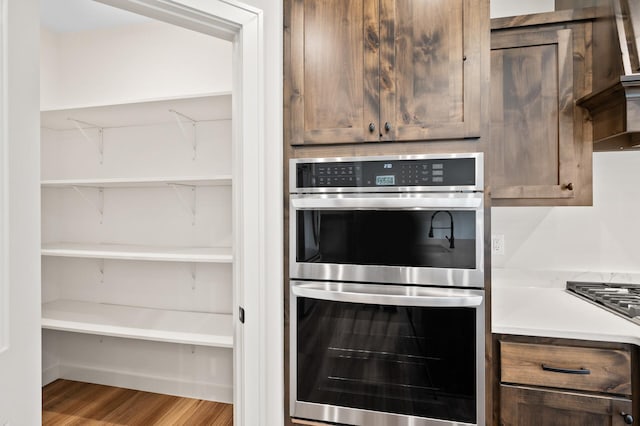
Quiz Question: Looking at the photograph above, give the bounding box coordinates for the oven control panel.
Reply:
[294,156,479,189]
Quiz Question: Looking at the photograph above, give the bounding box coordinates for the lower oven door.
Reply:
[290,281,485,426]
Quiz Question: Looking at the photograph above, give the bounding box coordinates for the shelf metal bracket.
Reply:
[168,183,196,225]
[71,185,104,224]
[68,118,104,164]
[99,259,105,283]
[190,263,197,290]
[169,109,197,160]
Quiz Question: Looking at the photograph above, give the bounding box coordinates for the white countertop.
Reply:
[492,269,640,346]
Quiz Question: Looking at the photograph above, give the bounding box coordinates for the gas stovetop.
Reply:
[567,281,640,326]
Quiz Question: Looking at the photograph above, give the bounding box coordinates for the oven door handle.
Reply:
[291,281,483,307]
[290,195,482,210]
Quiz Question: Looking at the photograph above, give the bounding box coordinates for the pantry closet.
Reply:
[40,0,234,405]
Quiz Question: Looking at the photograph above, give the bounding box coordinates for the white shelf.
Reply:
[41,243,233,263]
[41,93,232,130]
[42,299,233,348]
[41,175,232,188]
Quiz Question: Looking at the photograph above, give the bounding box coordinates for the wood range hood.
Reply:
[577,0,640,150]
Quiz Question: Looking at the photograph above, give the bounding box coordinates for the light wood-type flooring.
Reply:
[43,379,233,425]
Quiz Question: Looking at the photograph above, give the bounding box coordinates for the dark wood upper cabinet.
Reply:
[379,0,482,142]
[490,28,577,201]
[288,0,380,145]
[489,10,596,206]
[575,0,640,150]
[285,0,484,146]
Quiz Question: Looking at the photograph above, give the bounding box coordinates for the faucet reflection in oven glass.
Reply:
[428,211,455,249]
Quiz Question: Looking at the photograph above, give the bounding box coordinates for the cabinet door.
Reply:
[501,385,633,426]
[379,0,482,142]
[288,0,380,145]
[490,28,577,200]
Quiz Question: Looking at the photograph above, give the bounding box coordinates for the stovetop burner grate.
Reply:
[566,281,640,326]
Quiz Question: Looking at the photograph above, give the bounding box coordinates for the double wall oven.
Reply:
[289,153,486,426]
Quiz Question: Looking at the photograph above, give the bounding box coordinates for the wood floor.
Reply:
[43,379,233,425]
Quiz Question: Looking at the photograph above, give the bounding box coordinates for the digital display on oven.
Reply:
[375,175,395,186]
[295,157,477,188]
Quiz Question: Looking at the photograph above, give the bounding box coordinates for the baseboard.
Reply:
[57,364,233,403]
[42,364,60,386]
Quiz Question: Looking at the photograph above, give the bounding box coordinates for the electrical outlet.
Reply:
[491,234,505,255]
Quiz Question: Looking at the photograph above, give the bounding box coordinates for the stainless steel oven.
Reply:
[290,153,484,288]
[289,153,486,426]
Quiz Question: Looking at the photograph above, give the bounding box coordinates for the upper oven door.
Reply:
[290,192,484,288]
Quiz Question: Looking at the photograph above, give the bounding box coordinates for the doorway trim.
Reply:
[96,1,265,424]
[0,0,7,355]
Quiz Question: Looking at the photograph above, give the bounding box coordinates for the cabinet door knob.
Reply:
[564,182,574,191]
[384,122,391,132]
[621,412,634,425]
[368,123,376,133]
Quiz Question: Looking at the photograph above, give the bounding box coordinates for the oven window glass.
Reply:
[297,210,476,269]
[296,298,477,423]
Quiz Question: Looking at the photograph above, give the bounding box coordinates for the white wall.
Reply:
[0,0,42,424]
[40,28,59,109]
[40,21,232,110]
[493,152,640,273]
[490,0,554,18]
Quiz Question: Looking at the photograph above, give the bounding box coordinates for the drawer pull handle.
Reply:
[541,364,591,375]
[621,412,634,425]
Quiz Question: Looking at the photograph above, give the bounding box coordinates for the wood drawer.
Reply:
[500,341,631,395]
